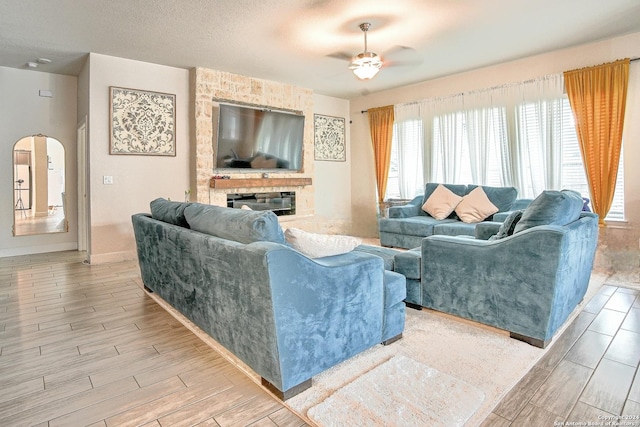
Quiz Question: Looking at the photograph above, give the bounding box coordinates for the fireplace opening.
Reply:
[227,192,295,216]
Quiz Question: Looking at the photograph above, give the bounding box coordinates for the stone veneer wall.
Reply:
[191,67,315,220]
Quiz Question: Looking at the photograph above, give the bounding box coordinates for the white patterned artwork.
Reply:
[314,114,346,161]
[110,87,176,156]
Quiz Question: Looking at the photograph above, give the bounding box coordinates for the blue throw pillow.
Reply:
[492,210,524,240]
[184,203,286,244]
[150,198,191,228]
[513,190,584,234]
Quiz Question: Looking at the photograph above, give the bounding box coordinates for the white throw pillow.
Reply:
[455,187,499,223]
[422,184,463,220]
[284,228,362,258]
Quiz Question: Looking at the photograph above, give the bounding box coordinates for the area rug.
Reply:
[307,355,485,426]
[285,271,608,426]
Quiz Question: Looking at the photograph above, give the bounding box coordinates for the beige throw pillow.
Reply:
[455,187,499,223]
[422,184,463,220]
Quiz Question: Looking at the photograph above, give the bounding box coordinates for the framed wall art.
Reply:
[109,87,176,156]
[314,114,346,161]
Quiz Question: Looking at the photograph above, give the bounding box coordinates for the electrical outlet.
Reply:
[103,176,113,185]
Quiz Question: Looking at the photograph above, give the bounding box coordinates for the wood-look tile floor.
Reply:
[0,251,309,427]
[3,250,639,427]
[482,284,640,426]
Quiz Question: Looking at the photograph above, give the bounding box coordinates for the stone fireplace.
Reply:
[191,67,315,223]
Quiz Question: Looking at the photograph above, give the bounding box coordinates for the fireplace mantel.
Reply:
[209,177,312,189]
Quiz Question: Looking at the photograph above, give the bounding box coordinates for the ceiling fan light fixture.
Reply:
[351,52,383,80]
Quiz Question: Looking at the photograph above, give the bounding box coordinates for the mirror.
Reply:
[13,135,68,236]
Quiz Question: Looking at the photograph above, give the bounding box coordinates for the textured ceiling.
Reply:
[2,0,640,99]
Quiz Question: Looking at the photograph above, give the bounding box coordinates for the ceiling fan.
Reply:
[349,23,383,80]
[330,22,421,81]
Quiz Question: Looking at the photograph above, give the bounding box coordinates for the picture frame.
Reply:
[314,114,346,162]
[109,86,176,156]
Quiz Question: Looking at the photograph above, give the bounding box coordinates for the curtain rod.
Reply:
[360,57,639,113]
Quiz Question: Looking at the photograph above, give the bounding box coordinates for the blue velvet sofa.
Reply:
[132,199,406,399]
[394,190,598,348]
[379,183,529,249]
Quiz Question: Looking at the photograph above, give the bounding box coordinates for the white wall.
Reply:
[349,32,640,271]
[0,67,78,257]
[312,94,352,234]
[86,54,190,264]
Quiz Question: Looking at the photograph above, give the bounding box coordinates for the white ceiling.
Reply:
[2,0,640,99]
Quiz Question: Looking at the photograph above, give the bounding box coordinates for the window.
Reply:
[387,95,625,220]
[556,98,625,220]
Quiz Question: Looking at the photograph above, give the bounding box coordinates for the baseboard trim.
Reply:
[0,242,78,258]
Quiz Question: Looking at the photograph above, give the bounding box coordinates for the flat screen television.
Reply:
[214,103,305,171]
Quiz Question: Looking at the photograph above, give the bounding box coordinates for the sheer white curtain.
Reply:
[506,75,564,197]
[392,74,565,197]
[393,103,424,198]
[463,91,508,186]
[419,94,464,183]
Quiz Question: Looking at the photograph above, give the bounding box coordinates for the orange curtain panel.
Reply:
[564,58,629,225]
[367,105,395,207]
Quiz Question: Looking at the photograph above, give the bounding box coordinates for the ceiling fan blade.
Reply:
[385,57,424,68]
[327,51,353,61]
[381,45,422,69]
[383,45,417,58]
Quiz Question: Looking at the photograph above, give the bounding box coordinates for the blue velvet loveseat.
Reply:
[379,183,530,249]
[394,189,598,348]
[132,199,406,399]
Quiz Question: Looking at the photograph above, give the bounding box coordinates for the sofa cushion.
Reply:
[466,185,518,213]
[353,244,401,270]
[432,222,477,236]
[421,184,464,220]
[379,216,455,237]
[150,198,191,228]
[184,203,285,244]
[454,187,499,223]
[514,190,584,234]
[284,228,361,258]
[492,209,524,240]
[394,248,422,280]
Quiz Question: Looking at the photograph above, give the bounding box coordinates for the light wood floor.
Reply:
[2,251,639,427]
[482,283,640,426]
[0,251,308,427]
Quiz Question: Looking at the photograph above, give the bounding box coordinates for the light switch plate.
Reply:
[103,176,113,185]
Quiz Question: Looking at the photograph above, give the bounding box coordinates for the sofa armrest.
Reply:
[388,196,423,218]
[474,221,502,240]
[257,245,389,390]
